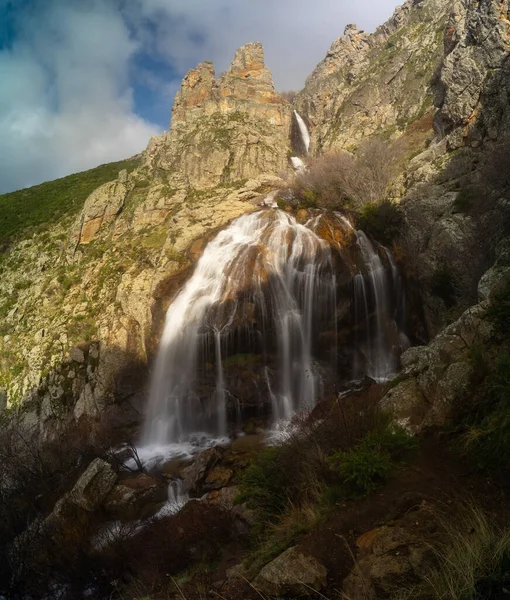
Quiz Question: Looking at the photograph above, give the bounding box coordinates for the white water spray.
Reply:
[141,210,336,449]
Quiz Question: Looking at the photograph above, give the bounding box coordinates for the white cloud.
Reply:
[0,0,401,193]
[0,0,159,194]
[126,0,401,90]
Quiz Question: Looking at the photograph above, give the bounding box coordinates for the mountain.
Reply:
[0,0,510,597]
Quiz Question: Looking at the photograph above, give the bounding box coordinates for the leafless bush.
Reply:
[281,90,298,103]
[0,417,118,597]
[292,139,402,210]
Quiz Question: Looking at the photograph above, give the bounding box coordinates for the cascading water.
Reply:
[351,228,409,382]
[294,111,310,153]
[140,208,410,456]
[291,111,310,171]
[141,210,337,449]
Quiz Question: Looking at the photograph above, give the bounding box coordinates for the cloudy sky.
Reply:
[0,0,400,194]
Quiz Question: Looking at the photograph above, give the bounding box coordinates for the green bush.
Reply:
[357,200,404,245]
[237,446,293,522]
[327,424,418,496]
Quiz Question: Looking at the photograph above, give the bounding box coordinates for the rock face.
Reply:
[295,0,453,152]
[252,546,327,596]
[382,249,510,432]
[436,0,510,147]
[71,179,129,245]
[145,43,292,189]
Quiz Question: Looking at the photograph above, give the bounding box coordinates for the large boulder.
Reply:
[252,546,327,596]
[69,458,117,511]
[342,503,441,599]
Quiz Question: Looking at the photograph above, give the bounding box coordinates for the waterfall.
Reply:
[141,209,337,449]
[352,230,409,382]
[294,111,310,153]
[140,208,410,456]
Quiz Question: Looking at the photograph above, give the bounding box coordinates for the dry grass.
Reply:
[392,505,510,600]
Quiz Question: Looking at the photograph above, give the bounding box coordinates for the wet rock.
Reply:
[69,458,117,512]
[181,447,223,494]
[203,465,234,491]
[252,546,327,596]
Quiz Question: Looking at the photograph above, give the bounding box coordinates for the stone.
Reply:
[69,458,117,512]
[203,465,234,491]
[342,504,440,599]
[69,345,87,364]
[382,293,495,432]
[252,546,327,596]
[71,180,128,245]
[181,448,222,494]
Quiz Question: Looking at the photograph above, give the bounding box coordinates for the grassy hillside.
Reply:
[0,157,140,245]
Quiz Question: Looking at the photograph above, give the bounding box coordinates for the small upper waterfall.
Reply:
[141,210,337,448]
[294,111,310,153]
[141,208,410,452]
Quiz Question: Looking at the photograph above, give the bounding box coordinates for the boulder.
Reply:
[181,447,222,494]
[342,503,440,599]
[252,546,327,596]
[69,458,117,512]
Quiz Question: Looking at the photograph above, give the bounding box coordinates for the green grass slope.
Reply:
[0,157,140,245]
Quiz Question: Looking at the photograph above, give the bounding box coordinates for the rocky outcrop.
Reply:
[382,245,510,431]
[71,177,129,246]
[144,43,293,189]
[295,0,453,152]
[435,0,510,147]
[252,546,327,596]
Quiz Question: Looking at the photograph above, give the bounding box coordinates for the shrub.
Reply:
[292,139,402,211]
[327,424,417,496]
[357,200,404,245]
[394,505,510,600]
[238,391,383,526]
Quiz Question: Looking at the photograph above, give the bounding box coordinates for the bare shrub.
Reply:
[292,139,402,210]
[0,417,117,597]
[281,90,298,103]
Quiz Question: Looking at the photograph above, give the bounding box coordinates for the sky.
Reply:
[0,0,400,194]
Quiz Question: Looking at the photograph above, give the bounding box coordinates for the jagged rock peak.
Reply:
[343,24,363,36]
[171,42,284,129]
[226,42,274,85]
[171,61,216,125]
